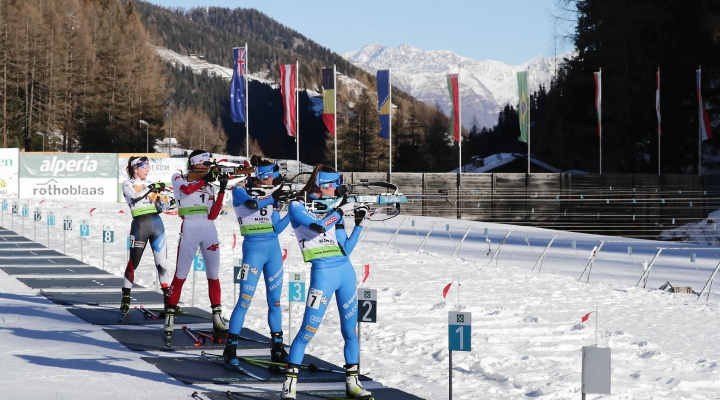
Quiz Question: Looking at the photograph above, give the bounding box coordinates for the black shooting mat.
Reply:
[68,306,210,326]
[0,236,32,243]
[0,229,20,236]
[17,277,140,289]
[41,290,164,306]
[203,388,424,400]
[0,249,65,257]
[0,242,46,249]
[141,354,370,385]
[103,327,270,352]
[0,257,87,266]
[1,266,110,275]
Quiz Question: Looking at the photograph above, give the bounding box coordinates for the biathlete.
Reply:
[223,155,291,365]
[120,156,172,315]
[164,150,229,334]
[281,165,372,400]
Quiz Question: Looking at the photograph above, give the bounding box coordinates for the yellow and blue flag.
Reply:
[377,70,390,139]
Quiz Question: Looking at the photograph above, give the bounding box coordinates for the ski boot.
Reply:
[270,331,288,362]
[211,305,228,334]
[120,288,131,314]
[281,363,300,400]
[163,306,176,347]
[223,333,240,366]
[345,364,372,399]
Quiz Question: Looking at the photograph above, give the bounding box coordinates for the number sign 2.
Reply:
[448,311,471,351]
[357,288,377,323]
[289,272,306,303]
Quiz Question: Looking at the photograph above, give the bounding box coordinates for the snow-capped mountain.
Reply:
[343,42,571,129]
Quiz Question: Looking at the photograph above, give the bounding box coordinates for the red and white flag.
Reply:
[362,264,370,283]
[280,64,297,138]
[696,69,713,141]
[232,234,237,251]
[282,248,288,262]
[581,311,594,323]
[442,282,453,298]
[656,70,661,138]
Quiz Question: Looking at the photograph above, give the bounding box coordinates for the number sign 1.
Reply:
[80,220,90,237]
[103,226,114,243]
[289,271,306,303]
[47,212,55,227]
[448,311,472,351]
[193,253,206,271]
[357,288,377,323]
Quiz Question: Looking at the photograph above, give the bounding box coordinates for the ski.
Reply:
[199,352,348,375]
[185,327,224,344]
[204,355,269,381]
[134,305,158,320]
[305,393,374,400]
[183,326,204,347]
[148,308,210,320]
[117,309,130,323]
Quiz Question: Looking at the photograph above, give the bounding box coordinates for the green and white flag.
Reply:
[517,72,529,143]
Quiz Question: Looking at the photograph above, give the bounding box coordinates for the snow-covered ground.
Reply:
[1,198,720,399]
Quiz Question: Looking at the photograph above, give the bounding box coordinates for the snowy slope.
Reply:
[343,42,571,129]
[1,199,720,399]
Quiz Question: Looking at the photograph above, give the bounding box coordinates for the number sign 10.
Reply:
[357,288,377,323]
[448,311,472,351]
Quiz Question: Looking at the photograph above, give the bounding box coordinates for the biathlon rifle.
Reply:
[187,159,255,182]
[307,179,408,221]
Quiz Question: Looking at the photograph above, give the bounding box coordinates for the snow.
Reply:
[659,208,720,246]
[343,42,573,129]
[2,198,720,399]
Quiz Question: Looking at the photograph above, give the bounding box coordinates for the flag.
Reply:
[280,64,297,137]
[594,71,601,137]
[377,70,391,139]
[696,69,713,141]
[282,248,288,262]
[517,71,529,143]
[447,74,460,142]
[581,311,594,323]
[232,234,237,250]
[442,282,453,298]
[363,264,370,283]
[89,207,97,216]
[656,70,661,138]
[322,68,335,135]
[230,47,247,123]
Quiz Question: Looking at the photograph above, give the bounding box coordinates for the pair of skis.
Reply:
[199,351,349,376]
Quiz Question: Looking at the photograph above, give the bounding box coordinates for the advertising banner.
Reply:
[20,153,118,201]
[0,148,19,198]
[117,157,187,202]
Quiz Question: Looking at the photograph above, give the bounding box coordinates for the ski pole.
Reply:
[185,327,224,344]
[183,326,205,346]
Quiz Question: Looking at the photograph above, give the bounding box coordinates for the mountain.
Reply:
[343,42,570,129]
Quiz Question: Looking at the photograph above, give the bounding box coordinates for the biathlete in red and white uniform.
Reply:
[164,150,229,334]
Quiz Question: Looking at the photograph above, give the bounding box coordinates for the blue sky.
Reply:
[145,0,576,65]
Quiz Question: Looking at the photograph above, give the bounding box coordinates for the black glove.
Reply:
[271,188,286,201]
[202,169,216,184]
[354,205,370,225]
[272,176,284,186]
[148,182,165,192]
[218,175,228,192]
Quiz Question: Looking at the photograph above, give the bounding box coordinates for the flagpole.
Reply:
[245,42,249,158]
[458,67,462,173]
[334,64,337,171]
[599,68,602,176]
[699,66,702,176]
[528,75,531,175]
[658,68,661,176]
[595,302,598,345]
[389,67,392,177]
[296,60,299,166]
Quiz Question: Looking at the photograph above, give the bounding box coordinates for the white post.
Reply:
[334,64,337,170]
[245,42,249,158]
[599,68,602,176]
[458,67,462,173]
[387,217,405,246]
[417,222,436,252]
[657,68,661,176]
[389,67,393,176]
[528,77,531,175]
[578,241,605,282]
[488,231,511,265]
[451,227,472,257]
[531,235,556,272]
[636,248,664,288]
[697,260,720,301]
[698,66,702,176]
[296,60,299,165]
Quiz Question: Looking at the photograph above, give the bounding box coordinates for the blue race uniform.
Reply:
[227,183,290,336]
[286,197,363,365]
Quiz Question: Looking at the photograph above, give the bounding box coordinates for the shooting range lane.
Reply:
[1,266,110,275]
[104,326,270,352]
[41,290,165,306]
[68,306,210,325]
[204,388,424,400]
[17,277,140,289]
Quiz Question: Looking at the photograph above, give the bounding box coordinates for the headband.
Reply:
[130,156,149,168]
[256,164,280,180]
[189,153,211,166]
[315,171,341,188]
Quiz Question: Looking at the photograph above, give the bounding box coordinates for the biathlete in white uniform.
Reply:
[223,155,291,365]
[281,165,372,400]
[164,150,229,334]
[120,156,172,314]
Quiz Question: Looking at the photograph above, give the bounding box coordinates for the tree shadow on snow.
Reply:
[0,326,127,352]
[0,293,90,325]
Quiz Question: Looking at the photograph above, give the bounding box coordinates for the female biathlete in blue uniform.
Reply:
[281,165,372,400]
[223,155,291,365]
[120,156,171,315]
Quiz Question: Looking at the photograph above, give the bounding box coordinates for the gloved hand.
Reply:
[202,169,216,184]
[271,188,286,201]
[148,182,165,192]
[354,205,370,225]
[218,175,228,192]
[337,199,355,217]
[272,176,284,186]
